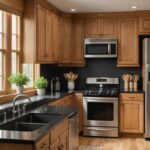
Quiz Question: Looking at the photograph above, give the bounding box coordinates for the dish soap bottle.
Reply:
[55,77,60,92]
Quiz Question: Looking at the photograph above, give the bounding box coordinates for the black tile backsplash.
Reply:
[40,59,142,92]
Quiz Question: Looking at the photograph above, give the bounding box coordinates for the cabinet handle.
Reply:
[129,97,135,99]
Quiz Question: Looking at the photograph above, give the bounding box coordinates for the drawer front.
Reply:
[36,134,49,150]
[120,93,144,101]
[50,119,69,143]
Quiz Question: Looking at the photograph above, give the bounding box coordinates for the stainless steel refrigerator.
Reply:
[144,38,150,139]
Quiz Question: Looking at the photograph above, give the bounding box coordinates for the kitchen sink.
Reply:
[0,122,45,132]
[0,113,62,132]
[20,113,61,123]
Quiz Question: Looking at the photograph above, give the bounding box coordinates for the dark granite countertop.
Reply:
[0,92,75,112]
[0,91,78,144]
[119,89,145,94]
[0,104,77,144]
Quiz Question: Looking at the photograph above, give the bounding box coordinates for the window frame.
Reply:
[0,10,39,97]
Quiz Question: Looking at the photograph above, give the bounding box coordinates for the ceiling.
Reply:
[47,0,150,13]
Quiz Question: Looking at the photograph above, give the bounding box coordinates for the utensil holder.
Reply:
[124,81,129,91]
[129,81,133,91]
[68,81,75,92]
[133,82,138,91]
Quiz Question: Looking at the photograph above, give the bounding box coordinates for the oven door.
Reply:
[83,97,118,127]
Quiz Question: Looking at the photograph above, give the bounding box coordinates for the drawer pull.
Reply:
[129,97,135,99]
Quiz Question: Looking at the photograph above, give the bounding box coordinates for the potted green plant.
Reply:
[8,73,30,94]
[34,77,48,96]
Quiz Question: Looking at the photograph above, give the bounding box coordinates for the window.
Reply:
[0,10,5,92]
[0,10,39,95]
[23,64,34,88]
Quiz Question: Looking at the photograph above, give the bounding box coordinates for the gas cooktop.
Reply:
[83,88,119,97]
[83,77,120,97]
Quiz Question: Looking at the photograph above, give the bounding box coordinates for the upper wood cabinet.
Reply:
[60,18,72,64]
[52,13,60,62]
[36,4,53,62]
[117,18,139,67]
[119,93,144,133]
[139,17,150,34]
[84,18,118,38]
[23,0,60,63]
[84,19,100,37]
[72,19,85,65]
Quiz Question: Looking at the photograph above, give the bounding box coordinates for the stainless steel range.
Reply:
[83,77,119,137]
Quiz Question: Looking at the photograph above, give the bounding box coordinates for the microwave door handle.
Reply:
[108,44,111,55]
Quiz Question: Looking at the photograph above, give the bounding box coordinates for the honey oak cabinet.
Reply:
[139,17,150,34]
[23,0,60,63]
[60,18,72,64]
[52,13,60,62]
[84,18,118,38]
[117,18,139,67]
[71,19,85,65]
[50,119,69,150]
[119,93,144,133]
[49,93,83,133]
[35,134,49,150]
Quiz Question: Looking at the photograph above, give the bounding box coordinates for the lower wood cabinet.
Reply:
[119,93,144,133]
[36,134,49,150]
[50,119,69,150]
[49,93,83,133]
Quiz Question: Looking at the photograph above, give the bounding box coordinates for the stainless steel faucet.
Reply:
[12,94,31,118]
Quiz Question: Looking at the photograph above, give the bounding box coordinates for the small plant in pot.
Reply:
[34,77,48,96]
[8,73,30,94]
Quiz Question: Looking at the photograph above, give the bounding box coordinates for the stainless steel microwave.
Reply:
[84,38,117,58]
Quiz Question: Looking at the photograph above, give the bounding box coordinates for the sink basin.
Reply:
[0,122,45,132]
[0,113,62,132]
[20,113,61,123]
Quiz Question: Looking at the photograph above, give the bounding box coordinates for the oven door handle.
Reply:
[85,127,117,131]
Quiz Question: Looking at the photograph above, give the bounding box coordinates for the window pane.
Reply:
[11,52,17,74]
[0,51,2,91]
[12,14,17,34]
[23,64,33,87]
[12,35,17,50]
[0,11,2,33]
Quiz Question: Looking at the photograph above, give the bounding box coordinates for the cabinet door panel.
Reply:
[52,13,60,62]
[72,19,84,65]
[50,139,59,150]
[102,19,117,37]
[139,17,150,33]
[120,101,144,133]
[84,19,99,37]
[60,19,72,63]
[60,130,69,150]
[117,18,139,67]
[36,4,46,62]
[46,9,53,62]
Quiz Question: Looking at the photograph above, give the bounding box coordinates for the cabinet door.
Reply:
[36,134,49,150]
[46,9,53,62]
[84,19,100,37]
[102,19,118,37]
[50,139,59,150]
[139,17,150,34]
[36,4,46,62]
[72,19,84,65]
[117,18,139,67]
[52,13,60,62]
[59,130,69,150]
[120,101,144,133]
[60,19,72,63]
[75,93,83,133]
